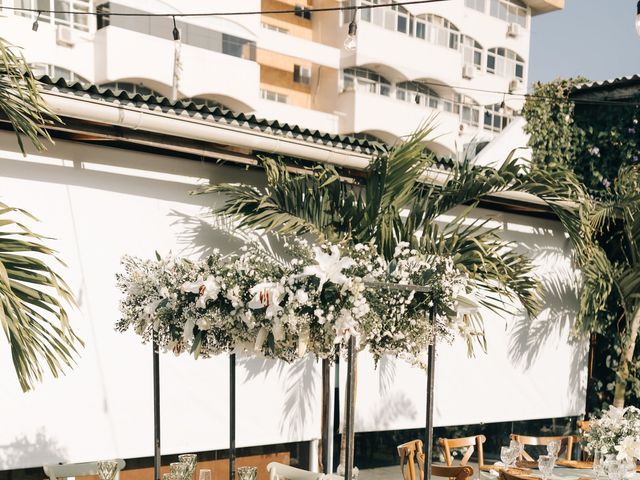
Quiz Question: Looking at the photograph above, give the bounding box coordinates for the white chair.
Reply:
[44,459,126,480]
[266,462,324,480]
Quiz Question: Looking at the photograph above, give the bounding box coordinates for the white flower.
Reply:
[295,288,309,305]
[196,317,211,331]
[615,436,640,462]
[302,245,355,292]
[254,327,268,351]
[181,275,221,309]
[247,282,285,318]
[183,317,195,343]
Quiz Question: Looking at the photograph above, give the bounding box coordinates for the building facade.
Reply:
[0,0,562,157]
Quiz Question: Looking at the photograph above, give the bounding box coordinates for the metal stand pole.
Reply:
[321,359,330,474]
[229,353,236,480]
[153,334,161,480]
[425,308,436,480]
[344,337,357,480]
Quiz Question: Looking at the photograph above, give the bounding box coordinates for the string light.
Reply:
[499,94,506,114]
[172,16,180,41]
[636,0,640,36]
[344,8,358,51]
[31,11,41,31]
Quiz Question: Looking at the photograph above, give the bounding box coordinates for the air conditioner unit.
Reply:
[509,78,522,92]
[56,25,76,46]
[462,64,475,79]
[507,22,521,37]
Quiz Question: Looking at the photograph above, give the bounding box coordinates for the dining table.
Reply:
[479,460,640,480]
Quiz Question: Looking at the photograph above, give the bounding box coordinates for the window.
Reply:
[261,22,289,34]
[17,0,92,31]
[30,63,88,83]
[487,47,525,80]
[396,82,449,110]
[261,89,288,103]
[294,5,312,20]
[99,81,164,97]
[489,0,528,28]
[95,3,257,61]
[417,14,460,50]
[464,0,485,12]
[461,35,483,70]
[293,65,311,85]
[341,68,390,96]
[484,103,512,132]
[356,0,412,37]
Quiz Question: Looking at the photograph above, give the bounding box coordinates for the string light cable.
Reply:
[1,0,450,18]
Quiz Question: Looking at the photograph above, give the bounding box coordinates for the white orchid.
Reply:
[302,245,355,292]
[247,282,285,318]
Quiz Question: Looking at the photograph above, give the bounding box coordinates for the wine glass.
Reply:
[509,440,523,466]
[97,460,119,480]
[198,470,212,480]
[170,462,189,480]
[547,440,561,460]
[236,467,257,480]
[538,455,555,480]
[594,450,605,478]
[501,446,515,468]
[178,454,198,480]
[606,460,627,480]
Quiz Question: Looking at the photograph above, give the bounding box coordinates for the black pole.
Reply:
[321,359,331,474]
[344,337,357,480]
[425,308,436,480]
[229,353,236,480]
[153,333,161,480]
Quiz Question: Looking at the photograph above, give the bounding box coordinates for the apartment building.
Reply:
[0,0,563,156]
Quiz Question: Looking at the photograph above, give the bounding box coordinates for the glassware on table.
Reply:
[198,469,212,480]
[170,462,189,480]
[594,450,606,478]
[163,474,176,480]
[606,460,627,480]
[97,460,119,480]
[538,454,555,480]
[500,446,516,468]
[178,454,198,480]
[547,440,561,460]
[509,440,523,466]
[237,467,257,480]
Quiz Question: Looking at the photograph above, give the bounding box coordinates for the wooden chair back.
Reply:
[431,465,473,480]
[498,469,538,480]
[577,420,591,434]
[438,435,486,468]
[398,439,425,480]
[510,434,576,461]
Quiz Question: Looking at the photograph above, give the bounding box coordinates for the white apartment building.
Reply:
[0,0,562,157]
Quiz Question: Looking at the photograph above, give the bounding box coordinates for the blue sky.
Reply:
[529,0,640,84]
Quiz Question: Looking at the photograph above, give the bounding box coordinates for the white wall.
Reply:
[0,133,321,470]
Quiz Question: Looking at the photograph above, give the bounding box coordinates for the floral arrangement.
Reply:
[116,240,472,366]
[586,406,640,462]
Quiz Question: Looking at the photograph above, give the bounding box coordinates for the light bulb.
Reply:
[636,0,640,36]
[499,101,506,114]
[344,20,357,51]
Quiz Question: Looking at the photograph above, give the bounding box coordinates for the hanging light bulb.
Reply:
[499,94,506,114]
[344,9,358,51]
[32,11,41,31]
[172,16,180,41]
[636,0,640,36]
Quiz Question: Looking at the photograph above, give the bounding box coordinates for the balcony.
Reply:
[94,26,260,110]
[258,27,340,68]
[336,88,462,155]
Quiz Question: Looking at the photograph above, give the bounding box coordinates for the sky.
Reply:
[529,0,640,85]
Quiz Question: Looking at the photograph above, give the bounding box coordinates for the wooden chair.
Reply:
[398,439,425,480]
[577,420,591,459]
[43,460,126,480]
[577,420,591,434]
[431,465,474,480]
[438,435,487,470]
[266,462,324,480]
[498,469,538,480]
[510,434,576,461]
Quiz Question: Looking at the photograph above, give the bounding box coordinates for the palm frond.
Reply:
[0,37,59,153]
[0,203,80,391]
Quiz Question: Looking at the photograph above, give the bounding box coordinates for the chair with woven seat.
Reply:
[431,465,474,480]
[510,434,576,461]
[438,435,487,470]
[43,460,126,480]
[398,439,425,480]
